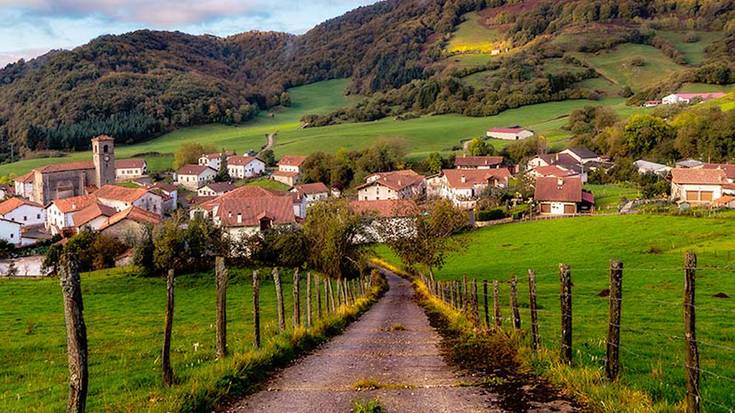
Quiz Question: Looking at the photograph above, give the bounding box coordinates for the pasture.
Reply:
[377,215,735,411]
[446,12,509,54]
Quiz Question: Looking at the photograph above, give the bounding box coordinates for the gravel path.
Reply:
[226,272,498,413]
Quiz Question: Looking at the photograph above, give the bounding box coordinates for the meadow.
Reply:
[377,214,735,412]
[0,266,328,412]
[0,78,632,177]
[445,12,508,54]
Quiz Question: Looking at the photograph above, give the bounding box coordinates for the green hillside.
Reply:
[377,215,735,411]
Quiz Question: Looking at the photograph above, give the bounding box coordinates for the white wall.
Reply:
[0,220,21,245]
[1,204,45,226]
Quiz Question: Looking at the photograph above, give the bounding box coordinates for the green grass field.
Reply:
[656,31,724,66]
[574,44,687,91]
[0,76,636,177]
[237,177,290,191]
[377,215,735,411]
[585,183,640,213]
[0,266,317,412]
[446,12,508,54]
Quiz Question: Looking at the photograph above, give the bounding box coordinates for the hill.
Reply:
[1,0,735,163]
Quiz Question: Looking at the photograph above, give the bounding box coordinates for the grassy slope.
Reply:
[585,183,640,213]
[0,78,637,176]
[0,267,310,412]
[574,44,687,91]
[377,215,735,411]
[656,31,724,66]
[446,12,507,54]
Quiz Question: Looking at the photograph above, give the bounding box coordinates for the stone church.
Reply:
[29,135,117,205]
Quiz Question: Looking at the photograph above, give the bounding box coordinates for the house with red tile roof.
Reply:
[528,165,578,180]
[176,164,217,190]
[198,151,236,170]
[291,182,329,218]
[454,155,504,169]
[534,176,593,215]
[662,92,725,105]
[272,155,307,186]
[227,155,266,179]
[72,202,118,232]
[45,194,98,234]
[94,185,163,216]
[357,170,425,201]
[427,168,511,209]
[99,206,162,240]
[671,168,728,205]
[486,127,534,141]
[0,197,45,226]
[115,159,147,181]
[198,182,237,197]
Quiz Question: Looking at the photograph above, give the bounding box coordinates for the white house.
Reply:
[0,197,46,226]
[14,172,34,199]
[290,182,329,218]
[427,168,511,208]
[272,155,307,187]
[45,194,98,234]
[662,92,725,105]
[559,148,602,164]
[486,127,534,141]
[198,182,237,197]
[670,168,727,205]
[149,183,178,213]
[72,202,118,232]
[115,159,147,180]
[227,156,266,179]
[177,164,217,190]
[357,170,425,201]
[634,160,671,176]
[198,151,235,170]
[94,185,164,216]
[0,218,22,246]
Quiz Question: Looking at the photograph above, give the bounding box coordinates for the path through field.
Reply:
[226,272,495,412]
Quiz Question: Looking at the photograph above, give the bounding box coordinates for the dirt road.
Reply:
[226,273,497,412]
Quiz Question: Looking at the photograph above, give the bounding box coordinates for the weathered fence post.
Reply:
[451,280,458,308]
[559,264,573,364]
[528,270,540,351]
[510,275,521,329]
[252,270,261,349]
[215,257,228,359]
[162,269,175,386]
[473,279,480,324]
[493,280,502,327]
[293,268,301,328]
[462,274,468,310]
[60,257,88,413]
[483,280,490,328]
[316,274,323,319]
[273,267,286,332]
[306,271,312,328]
[606,260,623,381]
[684,252,700,413]
[327,277,335,312]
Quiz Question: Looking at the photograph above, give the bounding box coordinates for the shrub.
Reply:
[630,57,645,67]
[477,208,509,221]
[683,32,700,43]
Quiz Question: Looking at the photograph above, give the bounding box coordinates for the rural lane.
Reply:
[225,272,499,412]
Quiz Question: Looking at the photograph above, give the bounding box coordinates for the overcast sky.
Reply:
[0,0,378,66]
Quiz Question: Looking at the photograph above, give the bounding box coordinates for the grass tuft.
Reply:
[352,398,384,413]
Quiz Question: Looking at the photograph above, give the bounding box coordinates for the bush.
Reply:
[630,57,645,67]
[477,208,509,221]
[683,33,700,43]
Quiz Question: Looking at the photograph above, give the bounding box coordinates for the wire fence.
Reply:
[422,253,735,413]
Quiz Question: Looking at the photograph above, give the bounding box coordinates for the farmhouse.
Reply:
[427,168,511,208]
[486,127,534,141]
[227,156,266,179]
[634,160,671,176]
[191,186,296,240]
[454,155,504,169]
[272,155,307,186]
[14,172,34,199]
[291,182,329,218]
[670,168,727,205]
[198,182,237,197]
[149,183,178,213]
[701,163,735,183]
[94,185,163,216]
[662,92,725,105]
[0,218,22,246]
[0,197,45,226]
[72,202,118,232]
[115,159,147,180]
[198,151,235,170]
[176,164,217,190]
[45,194,98,234]
[528,165,578,180]
[534,176,593,215]
[560,148,602,164]
[99,206,162,240]
[357,170,425,201]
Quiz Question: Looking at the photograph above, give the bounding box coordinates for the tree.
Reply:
[467,138,494,156]
[302,199,370,281]
[6,260,18,277]
[133,224,155,276]
[381,199,467,279]
[260,149,276,167]
[623,114,675,158]
[214,152,231,182]
[173,143,216,169]
[153,215,188,272]
[425,152,445,175]
[42,243,63,275]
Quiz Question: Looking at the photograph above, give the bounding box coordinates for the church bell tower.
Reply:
[92,135,116,188]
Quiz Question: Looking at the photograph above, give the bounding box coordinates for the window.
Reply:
[23,216,27,221]
[9,233,13,238]
[37,214,40,219]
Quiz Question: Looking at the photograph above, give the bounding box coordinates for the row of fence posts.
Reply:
[420,251,703,413]
[59,255,374,412]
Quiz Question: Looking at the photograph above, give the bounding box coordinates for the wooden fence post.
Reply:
[306,271,312,328]
[528,270,540,351]
[493,280,502,327]
[215,257,228,359]
[560,264,573,365]
[327,277,335,312]
[293,268,301,328]
[472,279,480,324]
[462,274,468,310]
[316,274,322,319]
[684,252,700,413]
[162,269,175,386]
[252,270,261,349]
[60,257,88,413]
[510,275,521,329]
[273,267,286,332]
[483,280,490,328]
[606,260,623,381]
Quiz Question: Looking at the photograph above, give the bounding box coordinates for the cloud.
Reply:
[0,48,51,67]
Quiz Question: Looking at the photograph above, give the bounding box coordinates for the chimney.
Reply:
[557,178,564,187]
[237,213,242,224]
[228,211,232,218]
[461,175,467,183]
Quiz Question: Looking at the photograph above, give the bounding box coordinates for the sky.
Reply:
[0,0,378,66]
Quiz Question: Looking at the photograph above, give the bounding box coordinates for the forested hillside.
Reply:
[1,0,734,163]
